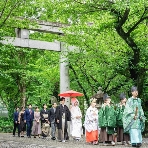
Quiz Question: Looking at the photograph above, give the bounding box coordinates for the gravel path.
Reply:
[0,133,148,148]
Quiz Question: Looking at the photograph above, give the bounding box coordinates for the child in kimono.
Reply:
[84,98,98,145]
[116,93,130,145]
[99,93,116,146]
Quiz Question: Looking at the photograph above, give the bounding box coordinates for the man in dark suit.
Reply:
[49,103,57,140]
[56,97,71,142]
[13,107,20,137]
[24,104,34,138]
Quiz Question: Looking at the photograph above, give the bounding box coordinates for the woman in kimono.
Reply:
[70,98,82,141]
[32,107,41,138]
[116,93,130,145]
[123,86,146,148]
[40,104,50,138]
[99,94,116,146]
[84,98,98,145]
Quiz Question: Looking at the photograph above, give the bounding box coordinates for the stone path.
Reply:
[0,133,148,148]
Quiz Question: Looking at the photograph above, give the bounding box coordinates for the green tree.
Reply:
[0,0,60,109]
[46,0,148,96]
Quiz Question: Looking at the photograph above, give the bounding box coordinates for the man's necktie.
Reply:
[29,109,32,115]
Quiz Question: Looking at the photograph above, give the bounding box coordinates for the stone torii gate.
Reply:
[1,19,76,107]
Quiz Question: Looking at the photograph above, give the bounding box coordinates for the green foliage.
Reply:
[143,111,148,137]
[0,0,148,134]
[0,44,60,107]
[0,117,13,133]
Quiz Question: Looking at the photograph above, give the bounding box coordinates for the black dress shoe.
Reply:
[132,143,136,147]
[51,137,56,140]
[136,143,142,147]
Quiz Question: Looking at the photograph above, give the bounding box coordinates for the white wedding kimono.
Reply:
[70,105,82,139]
[84,106,98,132]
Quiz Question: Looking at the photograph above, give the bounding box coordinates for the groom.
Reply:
[56,97,71,142]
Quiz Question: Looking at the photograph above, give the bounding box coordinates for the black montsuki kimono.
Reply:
[55,104,71,130]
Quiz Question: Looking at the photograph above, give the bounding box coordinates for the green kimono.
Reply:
[116,104,125,128]
[99,104,116,134]
[123,97,146,144]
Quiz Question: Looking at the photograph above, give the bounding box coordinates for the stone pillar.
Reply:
[15,28,29,107]
[59,42,71,135]
[59,42,70,107]
[15,28,29,39]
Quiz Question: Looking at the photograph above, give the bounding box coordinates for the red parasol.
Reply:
[58,90,84,97]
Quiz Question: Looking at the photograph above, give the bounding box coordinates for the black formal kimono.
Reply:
[40,109,50,137]
[40,109,50,124]
[56,104,71,141]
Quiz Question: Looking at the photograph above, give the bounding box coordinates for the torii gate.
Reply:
[1,19,76,107]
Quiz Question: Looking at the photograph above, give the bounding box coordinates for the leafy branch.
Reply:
[127,8,148,35]
[104,74,118,92]
[118,8,130,27]
[0,0,8,19]
[73,0,108,11]
[69,63,89,105]
[0,0,24,28]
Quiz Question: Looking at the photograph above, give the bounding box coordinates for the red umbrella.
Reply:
[58,90,84,97]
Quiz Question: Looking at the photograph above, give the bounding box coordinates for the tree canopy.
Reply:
[0,1,148,124]
[48,0,148,96]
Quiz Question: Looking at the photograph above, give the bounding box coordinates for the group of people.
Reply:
[13,103,58,139]
[13,86,146,148]
[13,97,74,141]
[84,86,145,147]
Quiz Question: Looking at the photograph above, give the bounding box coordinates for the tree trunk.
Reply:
[115,25,145,96]
[18,81,27,107]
